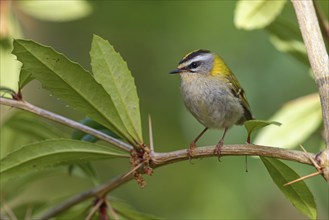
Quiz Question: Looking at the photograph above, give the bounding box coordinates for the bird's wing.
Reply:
[225,72,254,121]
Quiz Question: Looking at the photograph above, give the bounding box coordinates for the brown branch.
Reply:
[151,144,313,167]
[292,0,329,148]
[0,98,133,152]
[37,144,315,219]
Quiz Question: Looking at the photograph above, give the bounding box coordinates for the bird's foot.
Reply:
[214,140,224,162]
[187,143,196,164]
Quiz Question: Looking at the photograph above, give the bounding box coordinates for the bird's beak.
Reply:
[169,69,182,74]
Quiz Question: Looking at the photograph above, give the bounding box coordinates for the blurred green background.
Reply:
[1,0,328,219]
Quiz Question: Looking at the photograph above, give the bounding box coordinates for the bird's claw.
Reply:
[214,140,223,162]
[187,143,196,164]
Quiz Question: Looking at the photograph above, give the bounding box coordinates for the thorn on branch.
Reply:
[284,146,329,186]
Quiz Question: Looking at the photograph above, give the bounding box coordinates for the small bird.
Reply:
[170,49,253,157]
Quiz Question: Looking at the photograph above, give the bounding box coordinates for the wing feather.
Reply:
[225,72,254,122]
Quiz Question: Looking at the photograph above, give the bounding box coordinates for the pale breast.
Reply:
[180,74,244,129]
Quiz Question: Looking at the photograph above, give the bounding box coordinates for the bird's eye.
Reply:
[189,62,200,69]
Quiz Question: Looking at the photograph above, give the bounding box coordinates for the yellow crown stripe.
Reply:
[182,50,199,60]
[179,49,211,64]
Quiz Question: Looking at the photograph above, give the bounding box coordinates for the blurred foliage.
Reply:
[261,157,317,220]
[266,18,309,65]
[0,0,91,95]
[255,94,322,149]
[18,0,92,22]
[234,0,287,30]
[1,0,328,219]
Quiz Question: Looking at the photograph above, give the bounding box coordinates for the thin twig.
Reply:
[284,171,322,186]
[1,199,17,220]
[122,162,143,179]
[0,98,133,152]
[24,206,33,220]
[0,213,9,220]
[105,200,119,220]
[37,172,134,220]
[85,199,103,220]
[292,0,329,148]
[299,144,321,170]
[148,114,154,153]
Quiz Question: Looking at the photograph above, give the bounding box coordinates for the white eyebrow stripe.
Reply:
[179,53,212,67]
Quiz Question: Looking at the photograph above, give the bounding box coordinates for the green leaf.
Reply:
[0,111,63,158]
[266,19,308,65]
[76,130,116,143]
[19,69,34,88]
[68,162,98,185]
[90,35,143,145]
[244,120,281,140]
[255,94,322,149]
[234,0,287,30]
[72,117,120,142]
[12,39,133,143]
[0,139,128,182]
[111,199,160,220]
[70,117,119,184]
[18,0,92,22]
[261,157,317,219]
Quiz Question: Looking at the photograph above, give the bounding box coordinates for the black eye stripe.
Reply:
[188,61,200,69]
